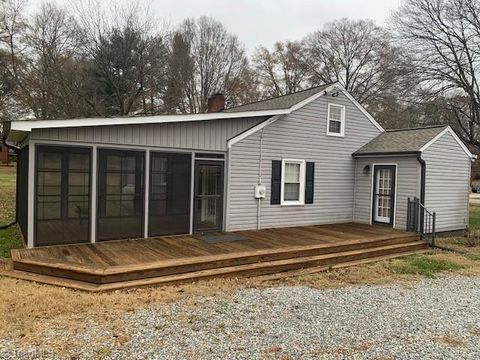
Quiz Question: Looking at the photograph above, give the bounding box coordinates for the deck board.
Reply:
[15,223,406,268]
[7,223,426,290]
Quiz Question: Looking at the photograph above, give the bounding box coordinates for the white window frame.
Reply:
[326,103,346,137]
[280,159,306,206]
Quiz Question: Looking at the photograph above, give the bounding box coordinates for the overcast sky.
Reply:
[29,0,402,52]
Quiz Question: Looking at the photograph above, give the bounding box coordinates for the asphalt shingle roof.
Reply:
[354,125,448,155]
[223,84,332,113]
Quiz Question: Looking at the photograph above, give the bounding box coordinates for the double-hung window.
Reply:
[281,159,305,205]
[327,103,345,137]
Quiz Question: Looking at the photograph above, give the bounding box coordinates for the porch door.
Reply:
[149,152,191,236]
[372,165,396,226]
[194,161,224,232]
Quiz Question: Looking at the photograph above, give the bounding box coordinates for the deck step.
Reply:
[5,241,428,291]
[12,236,421,284]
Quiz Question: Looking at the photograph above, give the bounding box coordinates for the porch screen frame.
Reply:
[148,151,192,237]
[96,148,145,241]
[34,145,92,246]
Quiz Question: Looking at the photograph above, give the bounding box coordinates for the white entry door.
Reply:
[373,165,396,225]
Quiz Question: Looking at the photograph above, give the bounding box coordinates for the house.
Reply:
[4,83,475,249]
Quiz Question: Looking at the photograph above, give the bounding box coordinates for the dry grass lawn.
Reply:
[2,248,480,351]
[0,165,15,222]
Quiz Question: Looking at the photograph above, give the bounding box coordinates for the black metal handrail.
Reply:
[407,197,436,246]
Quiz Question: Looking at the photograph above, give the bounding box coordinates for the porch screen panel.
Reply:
[149,152,191,236]
[97,149,145,241]
[36,146,91,246]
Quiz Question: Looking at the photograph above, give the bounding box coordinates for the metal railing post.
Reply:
[408,197,436,247]
[407,198,411,232]
[432,212,436,247]
[414,197,420,233]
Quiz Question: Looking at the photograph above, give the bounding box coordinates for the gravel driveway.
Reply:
[2,276,480,359]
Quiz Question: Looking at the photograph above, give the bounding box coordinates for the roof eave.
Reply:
[8,108,289,134]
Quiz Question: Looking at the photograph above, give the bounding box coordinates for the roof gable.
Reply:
[353,125,475,159]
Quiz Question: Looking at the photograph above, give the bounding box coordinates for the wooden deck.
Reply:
[5,223,427,291]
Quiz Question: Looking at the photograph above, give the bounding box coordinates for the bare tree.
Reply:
[252,40,309,97]
[163,31,194,113]
[0,0,31,121]
[23,2,80,119]
[0,1,96,120]
[392,0,480,146]
[305,19,404,106]
[171,16,250,113]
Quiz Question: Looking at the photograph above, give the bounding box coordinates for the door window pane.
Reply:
[374,167,394,224]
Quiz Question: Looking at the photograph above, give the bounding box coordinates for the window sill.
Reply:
[280,201,305,206]
[326,132,345,138]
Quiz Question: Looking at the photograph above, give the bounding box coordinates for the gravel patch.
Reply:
[2,276,480,359]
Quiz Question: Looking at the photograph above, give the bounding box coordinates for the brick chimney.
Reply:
[207,93,226,113]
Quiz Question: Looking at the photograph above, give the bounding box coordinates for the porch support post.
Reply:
[90,145,97,243]
[27,141,35,248]
[189,152,195,234]
[144,149,150,238]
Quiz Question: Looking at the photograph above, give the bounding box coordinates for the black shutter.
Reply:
[271,160,282,204]
[305,162,315,204]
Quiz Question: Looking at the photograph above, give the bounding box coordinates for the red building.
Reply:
[0,144,9,164]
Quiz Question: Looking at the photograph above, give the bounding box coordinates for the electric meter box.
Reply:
[254,184,266,199]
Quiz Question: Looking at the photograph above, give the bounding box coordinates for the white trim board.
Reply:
[90,145,98,243]
[369,163,398,228]
[27,141,36,248]
[9,109,285,132]
[419,125,476,160]
[338,87,383,132]
[143,149,151,238]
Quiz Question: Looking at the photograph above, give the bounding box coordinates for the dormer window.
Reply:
[327,103,345,137]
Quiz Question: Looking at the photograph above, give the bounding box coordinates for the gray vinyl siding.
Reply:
[423,131,471,232]
[226,92,382,231]
[30,117,265,152]
[353,156,421,230]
